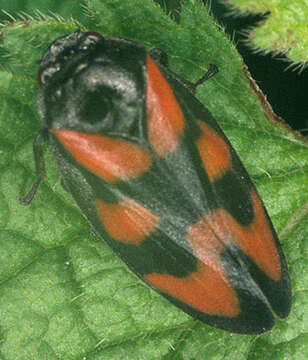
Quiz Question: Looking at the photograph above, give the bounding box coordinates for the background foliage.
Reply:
[224,0,308,66]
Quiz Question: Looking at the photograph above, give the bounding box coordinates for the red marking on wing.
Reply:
[97,198,159,245]
[146,55,185,158]
[146,262,239,317]
[189,190,281,282]
[187,213,226,277]
[51,130,152,183]
[237,190,281,281]
[197,121,232,182]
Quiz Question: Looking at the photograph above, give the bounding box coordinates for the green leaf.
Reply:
[224,0,308,68]
[0,0,86,23]
[0,0,307,359]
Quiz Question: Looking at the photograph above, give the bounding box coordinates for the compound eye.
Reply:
[80,32,103,50]
[84,31,102,41]
[38,63,60,85]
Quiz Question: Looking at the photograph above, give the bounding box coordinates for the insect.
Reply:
[21,30,291,334]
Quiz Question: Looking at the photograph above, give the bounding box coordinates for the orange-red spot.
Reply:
[146,262,239,317]
[196,121,232,182]
[97,198,159,245]
[51,130,152,184]
[238,190,281,281]
[146,55,185,158]
[187,213,227,275]
[188,190,281,282]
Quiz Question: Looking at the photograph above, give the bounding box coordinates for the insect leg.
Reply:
[20,129,48,205]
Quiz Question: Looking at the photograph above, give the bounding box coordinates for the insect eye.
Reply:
[83,31,102,42]
[38,63,60,85]
[79,32,103,50]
